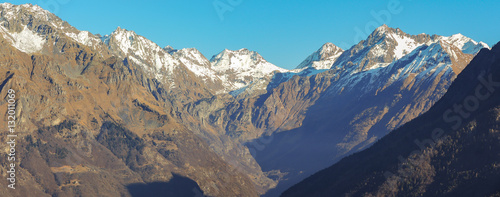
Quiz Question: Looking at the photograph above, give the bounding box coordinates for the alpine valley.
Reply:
[0,3,496,197]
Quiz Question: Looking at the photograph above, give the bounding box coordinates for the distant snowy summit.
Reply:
[296,42,344,70]
[209,48,287,91]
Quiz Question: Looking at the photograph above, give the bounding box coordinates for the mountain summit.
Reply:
[295,42,344,70]
[332,24,488,73]
[210,48,288,91]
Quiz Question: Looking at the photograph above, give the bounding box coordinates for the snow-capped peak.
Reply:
[210,48,287,73]
[108,26,169,61]
[163,45,177,54]
[209,48,288,91]
[332,25,489,73]
[319,43,343,56]
[295,42,344,70]
[0,3,51,20]
[105,26,180,81]
[109,26,138,55]
[367,25,424,60]
[371,24,391,36]
[439,33,490,54]
[332,25,418,72]
[171,48,216,78]
[211,48,261,61]
[326,35,475,97]
[0,2,12,7]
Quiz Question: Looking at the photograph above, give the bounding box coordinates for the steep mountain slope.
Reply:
[0,3,259,196]
[102,27,216,105]
[252,25,485,196]
[283,42,500,197]
[170,48,226,92]
[102,21,288,192]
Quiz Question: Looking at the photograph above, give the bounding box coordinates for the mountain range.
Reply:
[282,40,500,197]
[0,3,495,197]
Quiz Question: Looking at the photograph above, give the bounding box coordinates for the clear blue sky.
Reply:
[5,0,500,69]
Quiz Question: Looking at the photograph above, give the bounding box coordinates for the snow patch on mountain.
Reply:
[172,48,219,81]
[0,25,46,53]
[65,31,101,47]
[100,34,111,45]
[108,27,179,73]
[390,43,452,81]
[389,32,423,59]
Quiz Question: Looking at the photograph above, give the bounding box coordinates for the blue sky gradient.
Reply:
[5,0,500,69]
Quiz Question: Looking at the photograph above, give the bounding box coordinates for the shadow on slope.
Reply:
[127,174,205,197]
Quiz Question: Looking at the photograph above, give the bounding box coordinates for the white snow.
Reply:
[440,33,489,54]
[1,3,50,21]
[210,48,288,91]
[368,63,391,70]
[479,41,489,49]
[389,32,423,60]
[109,27,180,79]
[65,31,101,47]
[325,32,468,97]
[1,26,46,53]
[172,48,219,81]
[296,43,344,70]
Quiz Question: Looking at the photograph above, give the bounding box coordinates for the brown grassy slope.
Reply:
[0,27,258,196]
